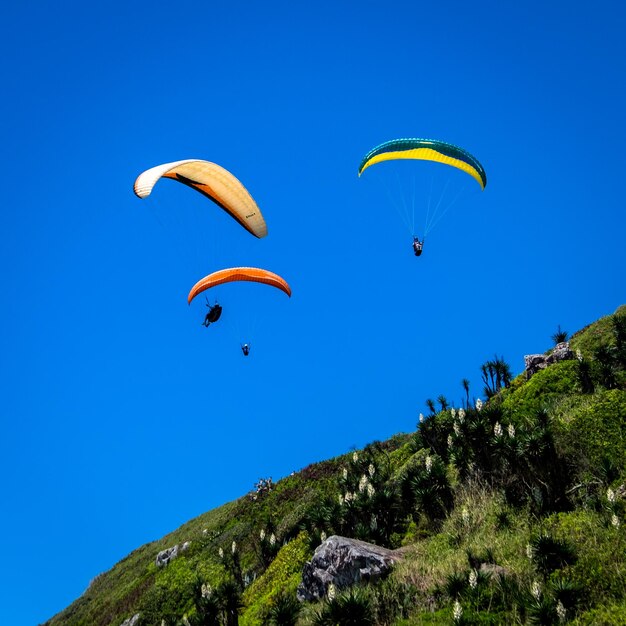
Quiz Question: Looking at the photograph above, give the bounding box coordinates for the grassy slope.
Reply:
[45,306,626,626]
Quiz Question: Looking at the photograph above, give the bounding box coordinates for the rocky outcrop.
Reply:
[524,341,575,379]
[155,541,191,568]
[297,535,401,601]
[120,614,140,626]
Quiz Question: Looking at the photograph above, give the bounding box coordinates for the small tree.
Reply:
[481,356,512,398]
[481,361,497,398]
[494,356,513,389]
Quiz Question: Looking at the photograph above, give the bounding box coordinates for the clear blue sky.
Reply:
[1,1,625,623]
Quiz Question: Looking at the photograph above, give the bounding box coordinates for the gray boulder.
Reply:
[524,353,548,377]
[524,341,574,379]
[297,535,400,602]
[155,541,191,568]
[120,614,140,626]
[156,545,179,568]
[549,341,575,364]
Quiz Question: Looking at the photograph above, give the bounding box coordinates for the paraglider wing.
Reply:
[133,159,267,238]
[188,267,292,305]
[358,138,487,190]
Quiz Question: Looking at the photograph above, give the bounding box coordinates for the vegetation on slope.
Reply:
[45,306,626,626]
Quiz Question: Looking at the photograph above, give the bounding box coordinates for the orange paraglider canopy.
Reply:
[188,267,292,305]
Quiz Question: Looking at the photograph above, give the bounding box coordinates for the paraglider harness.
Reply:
[202,299,222,327]
[412,236,424,257]
[241,343,251,356]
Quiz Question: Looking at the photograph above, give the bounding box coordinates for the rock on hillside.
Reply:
[297,535,401,601]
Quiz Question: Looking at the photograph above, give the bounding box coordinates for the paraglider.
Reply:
[134,160,291,355]
[412,237,424,257]
[134,159,268,238]
[202,299,222,327]
[358,138,487,256]
[187,267,292,304]
[358,138,487,189]
[188,267,291,333]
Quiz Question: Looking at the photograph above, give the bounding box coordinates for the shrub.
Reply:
[545,510,626,606]
[553,389,626,483]
[502,361,579,417]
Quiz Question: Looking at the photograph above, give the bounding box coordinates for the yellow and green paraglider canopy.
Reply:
[358,138,487,190]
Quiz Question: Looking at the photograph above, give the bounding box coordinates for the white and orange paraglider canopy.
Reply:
[134,159,267,238]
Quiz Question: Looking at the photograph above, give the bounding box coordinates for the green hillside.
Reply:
[44,306,626,626]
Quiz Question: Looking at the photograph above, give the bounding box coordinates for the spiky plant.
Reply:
[495,356,513,388]
[481,360,497,398]
[437,394,449,411]
[528,533,577,578]
[443,570,467,599]
[552,325,569,345]
[426,398,437,416]
[549,575,583,615]
[266,591,302,626]
[576,357,594,394]
[313,586,376,626]
[495,509,513,531]
[404,455,453,525]
[193,580,221,626]
[462,378,471,409]
[594,345,618,389]
[482,356,513,397]
[526,595,559,625]
[216,580,244,626]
